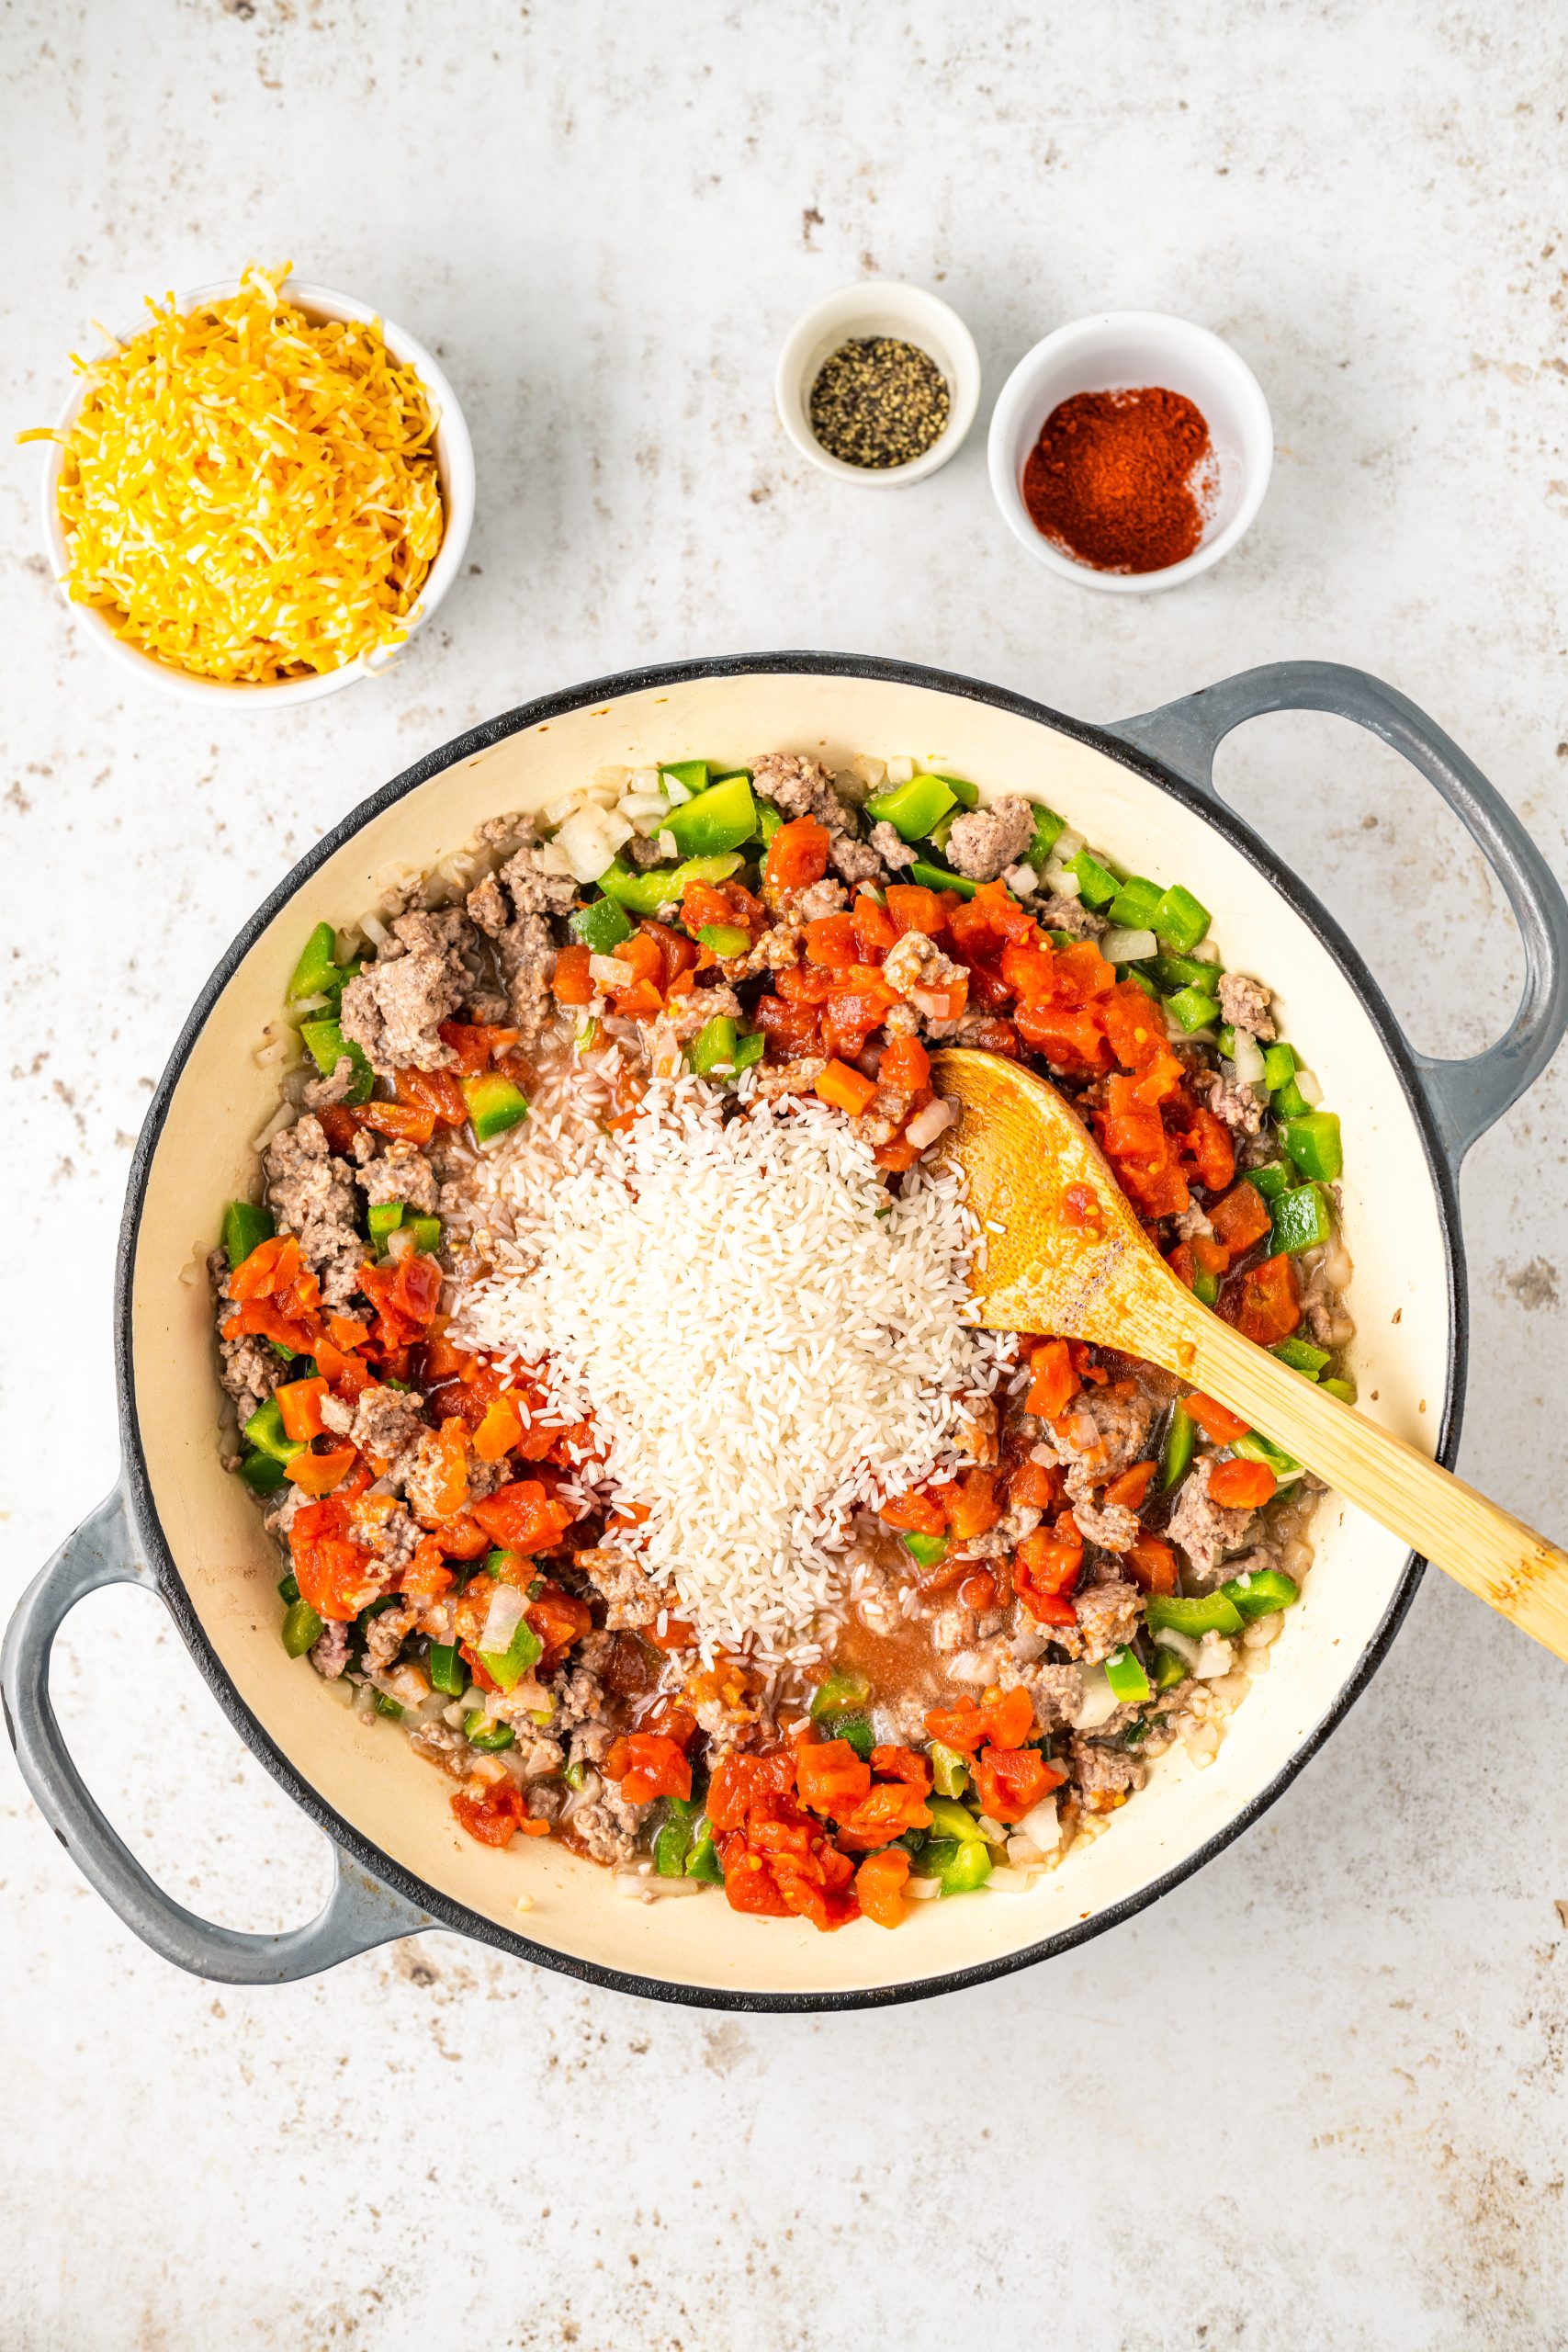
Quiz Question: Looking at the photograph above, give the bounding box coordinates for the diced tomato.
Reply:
[795,1738,872,1817]
[868,1744,931,1791]
[359,1102,437,1146]
[1222,1252,1303,1345]
[472,1393,524,1463]
[394,1065,468,1127]
[877,1032,931,1092]
[971,1745,1065,1825]
[833,1780,932,1849]
[878,1487,947,1538]
[525,1581,593,1668]
[416,1418,468,1521]
[1187,1392,1250,1444]
[851,895,897,958]
[286,1442,359,1497]
[1100,980,1164,1069]
[764,815,831,895]
[924,1684,1033,1754]
[854,1847,911,1928]
[1209,1456,1278,1508]
[604,1732,693,1805]
[1007,1455,1061,1510]
[1179,1106,1236,1193]
[1102,1458,1157,1512]
[400,1536,456,1600]
[755,994,821,1061]
[814,1060,878,1117]
[551,942,594,1005]
[290,1526,383,1623]
[805,913,859,968]
[1125,1534,1179,1595]
[438,1021,520,1075]
[707,1747,798,1833]
[315,1103,364,1155]
[884,884,944,937]
[275,1375,328,1442]
[452,1780,538,1849]
[1025,1337,1079,1421]
[471,1479,576,1554]
[1015,996,1112,1073]
[938,1465,1002,1540]
[1210,1181,1273,1255]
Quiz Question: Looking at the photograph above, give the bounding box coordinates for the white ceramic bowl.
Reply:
[987,311,1273,593]
[35,278,476,707]
[775,279,980,488]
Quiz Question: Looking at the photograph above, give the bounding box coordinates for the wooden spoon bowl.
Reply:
[931,1046,1568,1662]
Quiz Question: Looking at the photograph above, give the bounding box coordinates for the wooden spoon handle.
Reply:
[1130,1291,1568,1662]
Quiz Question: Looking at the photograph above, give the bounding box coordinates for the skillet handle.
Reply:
[1,1487,433,1984]
[1107,661,1568,1168]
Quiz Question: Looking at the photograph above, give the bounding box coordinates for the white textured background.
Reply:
[4,4,1567,2346]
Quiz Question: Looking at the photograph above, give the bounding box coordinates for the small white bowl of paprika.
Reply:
[987,311,1272,592]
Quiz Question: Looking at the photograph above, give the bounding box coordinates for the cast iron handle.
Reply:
[1,1487,433,1983]
[1108,661,1568,1169]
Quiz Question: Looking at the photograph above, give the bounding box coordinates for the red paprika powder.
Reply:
[1021,387,1215,573]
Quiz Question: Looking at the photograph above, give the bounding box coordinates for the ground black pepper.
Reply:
[807,336,950,469]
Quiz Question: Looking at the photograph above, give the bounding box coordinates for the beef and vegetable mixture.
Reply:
[210,750,1353,1931]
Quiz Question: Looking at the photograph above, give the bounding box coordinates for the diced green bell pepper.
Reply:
[660,759,710,797]
[244,1395,304,1464]
[810,1669,872,1719]
[479,1614,543,1695]
[919,1837,994,1895]
[829,1712,875,1761]
[1273,1334,1331,1375]
[685,1822,724,1882]
[925,1796,984,1844]
[1153,1646,1189,1692]
[1152,884,1212,952]
[1106,874,1164,929]
[696,922,750,958]
[928,1741,970,1799]
[570,894,635,955]
[600,853,743,919]
[927,812,955,854]
[277,1573,300,1602]
[1067,849,1121,910]
[367,1201,403,1251]
[1233,1428,1302,1478]
[755,798,784,847]
[288,922,345,1003]
[1262,1041,1298,1091]
[936,775,980,809]
[299,1019,374,1104]
[1160,1401,1196,1489]
[462,1071,529,1143]
[375,1694,404,1719]
[428,1642,465,1697]
[711,768,752,788]
[1122,967,1159,1002]
[1148,949,1218,993]
[908,857,977,900]
[221,1199,275,1270]
[732,1031,765,1073]
[240,1450,287,1496]
[1104,1645,1152,1704]
[1282,1112,1342,1182]
[1273,1077,1313,1119]
[864,773,957,842]
[900,1530,947,1568]
[407,1214,442,1256]
[1192,1269,1220,1307]
[1246,1161,1296,1204]
[654,1796,698,1875]
[482,1548,524,1579]
[664,773,758,857]
[1220,1566,1301,1621]
[1270,1183,1333,1257]
[1025,806,1066,865]
[464,1712,516,1752]
[1165,984,1220,1035]
[1145,1591,1244,1637]
[690,1014,739,1077]
[1320,1376,1357,1404]
[281,1598,322,1657]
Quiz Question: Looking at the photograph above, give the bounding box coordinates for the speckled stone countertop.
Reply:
[3,5,1566,2346]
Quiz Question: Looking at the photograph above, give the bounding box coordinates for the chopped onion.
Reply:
[1018,1794,1061,1852]
[614,1870,705,1900]
[1193,1633,1235,1679]
[1232,1028,1267,1087]
[630,768,660,795]
[591,764,631,795]
[532,841,576,876]
[1070,1665,1119,1730]
[1042,856,1081,899]
[1100,926,1156,963]
[906,1874,942,1900]
[1293,1067,1324,1106]
[543,788,589,827]
[983,1866,1043,1894]
[556,805,630,884]
[1152,1624,1201,1670]
[386,1225,415,1261]
[617,792,671,834]
[480,1583,526,1655]
[588,954,626,989]
[1052,826,1086,864]
[657,831,678,861]
[834,768,871,807]
[852,755,886,790]
[660,775,693,805]
[885,755,915,786]
[905,1098,955,1150]
[1003,861,1038,897]
[1190,938,1222,965]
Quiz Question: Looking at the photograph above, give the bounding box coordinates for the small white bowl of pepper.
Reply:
[775,280,980,488]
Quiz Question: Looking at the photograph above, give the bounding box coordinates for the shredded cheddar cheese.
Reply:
[23,265,445,684]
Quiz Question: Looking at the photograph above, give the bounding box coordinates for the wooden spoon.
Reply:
[931,1046,1568,1663]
